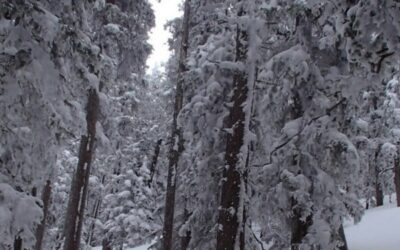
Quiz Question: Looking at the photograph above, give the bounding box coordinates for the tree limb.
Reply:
[250,227,266,250]
[252,98,346,168]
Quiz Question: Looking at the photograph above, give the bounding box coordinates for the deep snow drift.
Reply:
[345,195,400,250]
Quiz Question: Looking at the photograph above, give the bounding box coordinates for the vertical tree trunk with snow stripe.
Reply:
[162,1,191,250]
[63,88,99,250]
[216,2,249,249]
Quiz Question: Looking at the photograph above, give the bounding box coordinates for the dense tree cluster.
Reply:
[1,0,400,250]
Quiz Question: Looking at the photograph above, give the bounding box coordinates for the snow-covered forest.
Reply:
[1,0,400,249]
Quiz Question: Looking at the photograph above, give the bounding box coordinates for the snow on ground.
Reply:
[345,194,400,250]
[92,196,400,250]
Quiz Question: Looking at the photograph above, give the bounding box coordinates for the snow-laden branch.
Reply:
[253,98,346,168]
[250,226,266,250]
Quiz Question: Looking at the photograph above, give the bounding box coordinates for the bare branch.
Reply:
[378,167,394,176]
[250,227,266,250]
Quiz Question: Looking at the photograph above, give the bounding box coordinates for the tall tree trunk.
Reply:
[240,148,250,250]
[14,237,22,250]
[102,238,112,250]
[63,88,99,250]
[338,223,348,250]
[375,179,384,206]
[162,1,190,250]
[216,3,249,250]
[290,200,312,250]
[35,180,52,250]
[394,151,400,207]
[149,139,162,186]
[375,144,384,207]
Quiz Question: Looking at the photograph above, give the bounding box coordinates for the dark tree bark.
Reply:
[102,238,112,250]
[290,200,312,250]
[63,88,99,250]
[14,237,22,250]
[35,180,52,250]
[162,1,191,250]
[394,151,400,207]
[375,144,384,207]
[148,139,162,186]
[338,223,348,250]
[216,3,248,250]
[375,180,384,206]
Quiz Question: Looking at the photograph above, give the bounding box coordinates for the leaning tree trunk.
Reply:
[162,1,191,250]
[216,3,249,250]
[35,180,52,250]
[63,88,99,250]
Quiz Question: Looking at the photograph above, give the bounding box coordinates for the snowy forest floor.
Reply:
[344,194,400,250]
[92,195,400,250]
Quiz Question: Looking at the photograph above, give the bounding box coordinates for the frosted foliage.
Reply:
[0,0,159,249]
[252,7,364,246]
[174,1,243,248]
[92,0,154,80]
[0,184,42,249]
[103,160,159,247]
[0,0,107,188]
[1,0,400,249]
[1,0,106,248]
[0,1,63,190]
[344,1,400,74]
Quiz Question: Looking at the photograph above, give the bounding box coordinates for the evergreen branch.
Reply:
[252,98,346,168]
